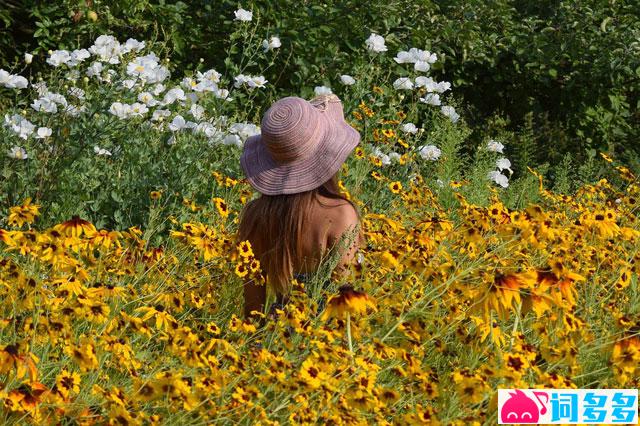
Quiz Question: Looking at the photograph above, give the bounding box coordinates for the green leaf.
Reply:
[548,68,557,78]
[600,17,612,32]
[111,191,123,203]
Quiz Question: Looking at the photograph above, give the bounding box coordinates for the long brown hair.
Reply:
[238,173,357,295]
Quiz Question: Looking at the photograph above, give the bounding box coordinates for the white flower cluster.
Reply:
[0,69,28,89]
[370,146,402,166]
[401,123,418,134]
[262,36,281,52]
[417,145,442,161]
[45,36,144,70]
[402,122,443,162]
[30,81,85,116]
[394,47,437,72]
[31,91,68,114]
[168,115,260,148]
[7,145,28,160]
[314,86,332,96]
[224,123,261,147]
[365,33,387,53]
[487,139,504,153]
[89,35,145,64]
[363,34,458,125]
[388,76,451,109]
[4,114,35,140]
[234,74,268,90]
[234,8,253,22]
[1,33,273,161]
[47,49,90,67]
[125,53,170,84]
[486,140,513,188]
[440,105,460,123]
[109,101,149,119]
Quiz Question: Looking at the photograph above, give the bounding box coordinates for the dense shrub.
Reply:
[2,0,638,170]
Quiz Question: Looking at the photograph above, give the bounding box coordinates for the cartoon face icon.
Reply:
[500,390,546,423]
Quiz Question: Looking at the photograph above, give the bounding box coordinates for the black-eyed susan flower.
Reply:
[388,181,402,194]
[55,216,96,237]
[55,369,81,398]
[7,198,40,228]
[322,285,377,321]
[235,262,248,278]
[298,357,329,389]
[237,240,253,259]
[370,156,383,167]
[382,128,395,138]
[213,197,230,218]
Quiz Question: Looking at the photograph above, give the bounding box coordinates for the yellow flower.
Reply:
[235,262,249,278]
[299,357,330,389]
[7,198,40,228]
[388,181,402,194]
[55,216,96,237]
[371,171,383,181]
[150,190,162,200]
[321,285,377,320]
[600,152,613,162]
[382,128,395,138]
[66,339,99,372]
[212,197,230,218]
[55,369,81,398]
[237,240,253,259]
[370,156,383,167]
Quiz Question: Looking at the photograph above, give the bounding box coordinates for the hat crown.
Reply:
[261,97,324,164]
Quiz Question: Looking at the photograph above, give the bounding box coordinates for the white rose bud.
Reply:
[24,53,33,64]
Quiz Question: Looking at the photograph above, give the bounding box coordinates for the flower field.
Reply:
[1,12,640,425]
[1,162,639,424]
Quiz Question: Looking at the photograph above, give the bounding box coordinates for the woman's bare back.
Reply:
[294,195,360,275]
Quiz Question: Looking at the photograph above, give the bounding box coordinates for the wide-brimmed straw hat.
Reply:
[240,94,360,195]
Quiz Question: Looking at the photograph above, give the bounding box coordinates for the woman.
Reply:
[238,94,362,318]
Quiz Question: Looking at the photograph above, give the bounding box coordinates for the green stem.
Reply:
[346,312,353,355]
[510,301,522,348]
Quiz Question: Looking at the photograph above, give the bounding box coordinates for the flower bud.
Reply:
[24,53,33,64]
[88,11,98,21]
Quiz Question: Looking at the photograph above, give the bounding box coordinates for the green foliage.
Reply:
[1,1,637,230]
[2,0,639,168]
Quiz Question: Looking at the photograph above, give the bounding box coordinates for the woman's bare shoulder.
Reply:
[313,196,358,237]
[315,195,356,216]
